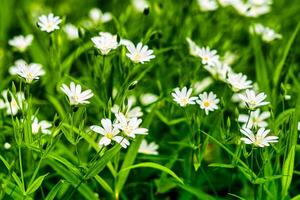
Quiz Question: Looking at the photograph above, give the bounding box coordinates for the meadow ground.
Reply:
[0,0,300,199]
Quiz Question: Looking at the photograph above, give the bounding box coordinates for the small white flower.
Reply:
[119,38,133,48]
[31,117,52,134]
[91,32,118,55]
[37,13,62,33]
[196,91,220,115]
[111,104,143,119]
[114,112,148,138]
[60,82,94,106]
[251,23,281,42]
[126,42,155,64]
[171,87,198,107]
[227,72,252,92]
[298,122,300,131]
[233,1,271,17]
[218,0,237,7]
[284,95,291,100]
[9,60,45,84]
[186,37,201,57]
[197,0,218,11]
[204,62,232,82]
[0,90,25,116]
[132,0,149,12]
[240,127,278,147]
[8,34,33,52]
[138,139,159,155]
[89,8,112,23]
[4,142,11,150]
[198,46,219,66]
[63,23,79,40]
[90,119,129,148]
[140,93,159,106]
[238,109,270,129]
[238,89,269,110]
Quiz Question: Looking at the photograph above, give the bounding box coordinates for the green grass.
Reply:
[0,0,300,199]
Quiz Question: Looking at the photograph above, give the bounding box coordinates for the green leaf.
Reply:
[174,181,214,200]
[291,194,300,200]
[4,180,24,200]
[208,163,235,168]
[281,146,295,198]
[12,172,24,194]
[251,34,270,96]
[47,159,98,200]
[86,144,121,179]
[45,180,67,200]
[119,162,183,184]
[26,173,48,195]
[273,22,300,86]
[47,95,66,119]
[274,109,294,131]
[94,175,113,194]
[0,155,11,171]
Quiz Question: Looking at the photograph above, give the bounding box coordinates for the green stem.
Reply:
[18,146,25,192]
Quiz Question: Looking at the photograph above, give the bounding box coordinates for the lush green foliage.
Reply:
[0,0,300,199]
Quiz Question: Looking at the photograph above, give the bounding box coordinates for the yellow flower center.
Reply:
[180,98,189,106]
[26,73,34,83]
[46,22,54,30]
[106,133,113,139]
[203,56,209,61]
[11,100,18,108]
[203,100,210,107]
[249,100,257,105]
[133,53,141,62]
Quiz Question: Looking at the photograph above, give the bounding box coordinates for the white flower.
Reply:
[240,127,278,147]
[138,139,159,155]
[238,109,270,129]
[111,104,143,119]
[63,24,79,40]
[126,42,155,64]
[198,0,218,11]
[89,8,112,23]
[238,89,269,110]
[114,112,148,138]
[251,24,281,42]
[0,90,25,116]
[232,0,271,17]
[298,122,300,131]
[204,62,232,82]
[227,72,252,92]
[198,46,219,66]
[132,0,149,12]
[218,0,238,7]
[60,82,94,106]
[171,87,198,107]
[90,119,129,148]
[186,37,201,57]
[193,77,214,94]
[196,91,219,115]
[8,34,33,52]
[119,38,133,48]
[9,60,45,83]
[91,32,118,55]
[31,117,52,134]
[140,93,159,105]
[37,13,62,33]
[231,93,246,108]
[4,142,11,150]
